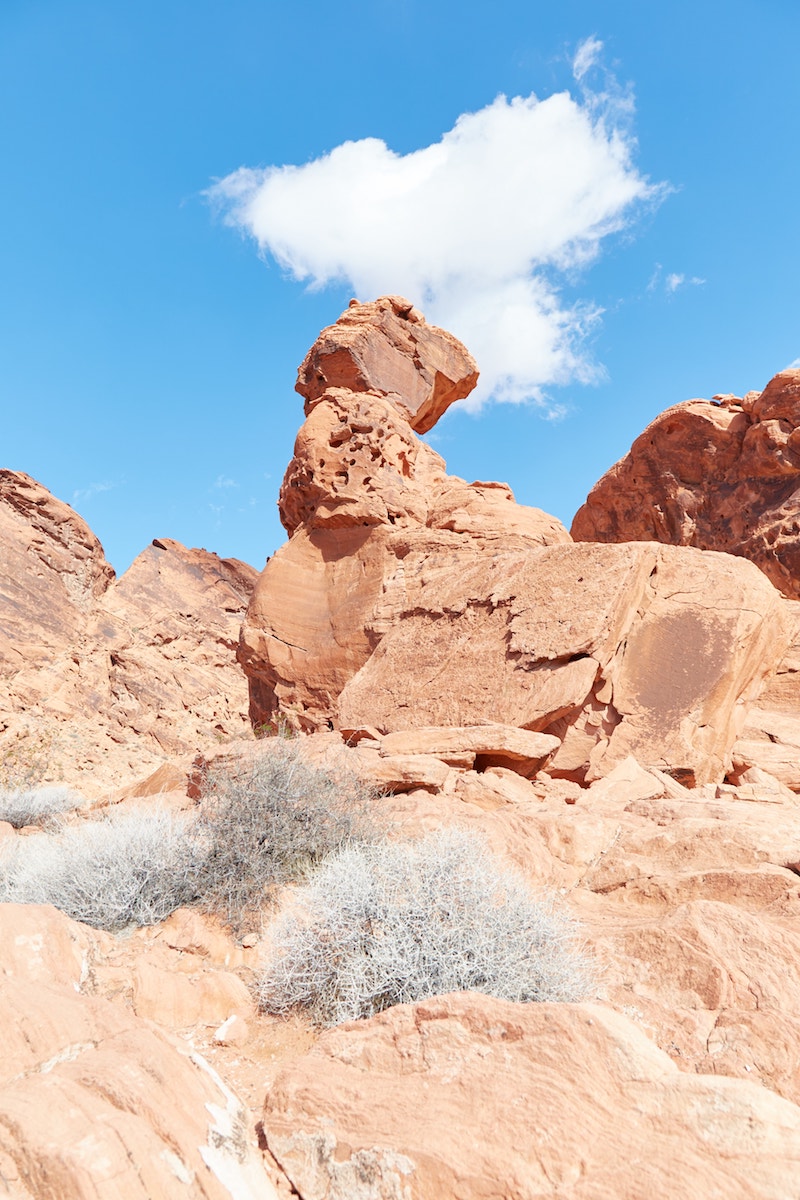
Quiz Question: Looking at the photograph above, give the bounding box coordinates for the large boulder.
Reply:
[732,598,800,790]
[339,540,788,787]
[572,369,800,599]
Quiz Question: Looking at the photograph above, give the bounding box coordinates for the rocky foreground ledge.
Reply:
[3,299,800,1197]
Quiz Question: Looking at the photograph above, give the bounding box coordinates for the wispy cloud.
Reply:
[208,38,664,411]
[72,480,116,504]
[665,272,705,294]
[213,474,238,490]
[648,264,705,295]
[785,357,800,370]
[572,35,604,83]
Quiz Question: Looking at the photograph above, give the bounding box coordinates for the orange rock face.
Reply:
[0,904,275,1199]
[0,470,114,676]
[338,541,788,787]
[572,369,800,599]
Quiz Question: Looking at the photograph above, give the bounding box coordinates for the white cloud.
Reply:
[209,41,663,409]
[786,358,800,370]
[213,474,238,490]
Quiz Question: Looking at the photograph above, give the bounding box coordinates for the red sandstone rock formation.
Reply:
[572,368,800,599]
[7,306,800,1195]
[240,296,569,736]
[0,473,257,794]
[239,300,790,786]
[0,470,114,676]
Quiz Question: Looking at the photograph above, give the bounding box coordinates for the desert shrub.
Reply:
[258,828,593,1026]
[0,784,84,829]
[195,740,379,932]
[0,807,203,931]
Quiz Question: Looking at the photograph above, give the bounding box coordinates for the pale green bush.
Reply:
[0,784,84,829]
[195,740,379,932]
[0,807,202,930]
[258,828,593,1026]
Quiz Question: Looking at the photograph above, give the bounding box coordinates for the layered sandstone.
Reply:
[572,369,800,599]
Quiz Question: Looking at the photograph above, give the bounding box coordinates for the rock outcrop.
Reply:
[0,473,257,795]
[239,300,790,785]
[571,369,800,599]
[240,296,569,732]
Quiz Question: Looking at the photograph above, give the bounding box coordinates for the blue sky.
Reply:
[2,0,798,573]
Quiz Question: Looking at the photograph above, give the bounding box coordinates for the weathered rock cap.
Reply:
[377,724,561,778]
[295,295,479,433]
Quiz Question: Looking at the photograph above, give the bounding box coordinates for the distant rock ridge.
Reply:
[0,471,257,794]
[238,298,790,786]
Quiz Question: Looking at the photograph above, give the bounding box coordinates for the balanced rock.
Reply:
[572,369,800,599]
[239,296,569,732]
[295,293,479,433]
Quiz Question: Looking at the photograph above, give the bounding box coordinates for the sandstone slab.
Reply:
[378,724,560,777]
[262,992,800,1200]
[339,541,788,786]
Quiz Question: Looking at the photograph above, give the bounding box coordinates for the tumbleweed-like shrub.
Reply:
[195,739,380,932]
[0,806,202,931]
[258,828,593,1026]
[0,784,85,829]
